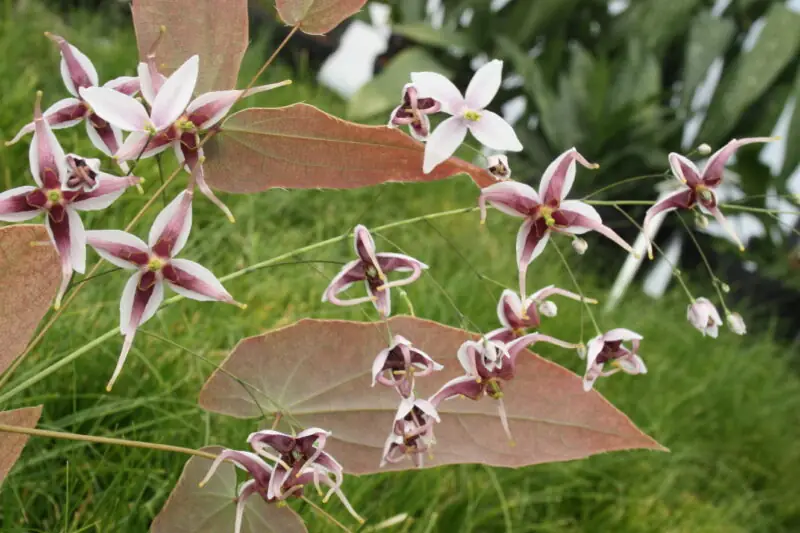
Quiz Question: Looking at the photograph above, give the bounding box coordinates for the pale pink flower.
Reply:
[381,396,440,468]
[479,148,635,298]
[643,137,777,256]
[85,190,241,390]
[371,335,443,397]
[388,84,441,141]
[583,328,647,391]
[726,312,746,335]
[687,297,722,338]
[487,154,511,180]
[411,60,522,173]
[6,34,139,171]
[322,225,427,317]
[0,97,140,308]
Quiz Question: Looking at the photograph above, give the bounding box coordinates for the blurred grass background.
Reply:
[1,1,799,532]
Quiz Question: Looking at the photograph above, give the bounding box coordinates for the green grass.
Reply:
[2,2,800,532]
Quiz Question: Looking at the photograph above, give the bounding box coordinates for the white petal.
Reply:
[86,229,149,270]
[515,218,550,268]
[80,87,149,132]
[148,190,193,256]
[137,63,157,106]
[585,336,604,368]
[85,120,121,157]
[603,328,643,343]
[164,258,233,302]
[66,208,86,274]
[558,200,601,235]
[119,272,140,335]
[60,42,99,96]
[150,55,199,130]
[410,71,465,115]
[414,399,440,422]
[423,116,468,174]
[69,173,130,211]
[185,89,240,129]
[497,289,523,330]
[371,347,392,385]
[457,341,479,375]
[29,114,68,188]
[0,186,42,222]
[468,111,522,152]
[465,59,503,110]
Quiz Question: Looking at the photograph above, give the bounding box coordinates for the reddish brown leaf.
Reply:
[0,225,60,376]
[132,0,249,93]
[0,406,43,487]
[199,318,665,475]
[276,0,367,35]
[151,446,308,533]
[203,104,495,193]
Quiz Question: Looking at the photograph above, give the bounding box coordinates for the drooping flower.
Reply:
[583,328,647,391]
[81,54,289,221]
[687,297,723,338]
[381,396,440,468]
[487,154,511,181]
[322,225,428,317]
[85,190,242,390]
[388,84,441,141]
[6,34,139,171]
[0,95,141,308]
[572,236,588,255]
[487,287,596,343]
[726,311,746,335]
[643,137,777,256]
[479,148,635,299]
[411,60,523,173]
[371,335,443,397]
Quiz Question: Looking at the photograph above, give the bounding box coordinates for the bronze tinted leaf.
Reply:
[151,446,308,533]
[132,0,249,93]
[0,225,60,376]
[0,406,43,487]
[203,104,495,193]
[199,318,665,474]
[276,0,367,35]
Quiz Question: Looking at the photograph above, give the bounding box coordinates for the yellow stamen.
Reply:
[463,110,481,121]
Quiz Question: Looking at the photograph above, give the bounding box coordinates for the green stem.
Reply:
[584,200,655,206]
[550,239,602,336]
[720,204,799,215]
[581,173,667,200]
[674,213,729,313]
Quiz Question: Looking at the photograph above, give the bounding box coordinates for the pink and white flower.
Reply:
[322,225,428,317]
[85,190,241,390]
[583,329,647,391]
[388,84,441,141]
[687,297,723,338]
[6,34,139,170]
[381,396,441,468]
[643,137,776,256]
[479,148,635,299]
[487,154,511,180]
[0,96,141,308]
[371,335,443,397]
[411,60,523,173]
[726,311,746,335]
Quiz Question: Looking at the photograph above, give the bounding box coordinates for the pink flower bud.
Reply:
[726,312,746,335]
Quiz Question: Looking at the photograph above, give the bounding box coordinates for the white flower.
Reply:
[687,297,723,338]
[538,300,558,317]
[726,312,746,335]
[411,60,522,173]
[572,237,588,255]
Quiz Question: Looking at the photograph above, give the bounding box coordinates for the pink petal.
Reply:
[496,289,524,330]
[701,137,775,187]
[585,336,605,368]
[479,180,540,221]
[557,201,635,255]
[191,155,235,222]
[371,347,392,386]
[80,87,149,132]
[353,224,378,264]
[45,207,86,308]
[137,62,166,106]
[430,375,484,405]
[321,259,369,306]
[368,278,392,317]
[115,130,174,161]
[375,252,428,290]
[468,110,522,152]
[103,75,141,96]
[150,55,199,130]
[515,218,550,298]
[0,186,43,222]
[707,205,746,252]
[49,34,98,96]
[86,229,149,269]
[603,328,643,343]
[423,116,468,174]
[539,148,597,205]
[186,81,289,130]
[410,71,465,115]
[464,59,503,111]
[667,153,702,187]
[642,189,695,257]
[506,333,577,364]
[69,173,140,211]
[30,99,68,190]
[162,258,237,304]
[148,190,193,257]
[6,99,88,146]
[530,284,589,304]
[85,120,120,157]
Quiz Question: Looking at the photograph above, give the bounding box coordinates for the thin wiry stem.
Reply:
[675,213,729,313]
[550,239,602,336]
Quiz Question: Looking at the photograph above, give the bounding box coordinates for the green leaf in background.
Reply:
[346,47,451,121]
[392,22,476,52]
[781,67,800,180]
[681,11,736,109]
[614,0,702,54]
[698,4,800,145]
[499,0,579,46]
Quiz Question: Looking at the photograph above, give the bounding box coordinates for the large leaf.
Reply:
[203,104,495,192]
[275,0,367,35]
[199,318,665,475]
[698,4,800,144]
[132,0,249,93]
[0,406,43,487]
[347,47,451,121]
[0,225,60,376]
[151,446,307,533]
[681,11,736,109]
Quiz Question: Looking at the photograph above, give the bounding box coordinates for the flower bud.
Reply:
[487,154,511,180]
[572,237,588,255]
[576,344,587,360]
[726,312,746,335]
[697,143,712,155]
[538,300,558,317]
[687,297,722,338]
[694,212,709,229]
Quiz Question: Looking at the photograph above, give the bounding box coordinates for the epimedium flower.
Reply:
[0,94,141,308]
[487,287,597,343]
[411,59,523,173]
[583,329,647,391]
[643,137,777,256]
[687,297,723,338]
[726,311,746,335]
[487,154,511,181]
[381,396,441,468]
[388,83,441,141]
[479,148,636,299]
[322,224,428,317]
[85,190,243,391]
[372,335,443,397]
[6,33,140,171]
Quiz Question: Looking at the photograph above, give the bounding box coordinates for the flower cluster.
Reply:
[200,428,362,533]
